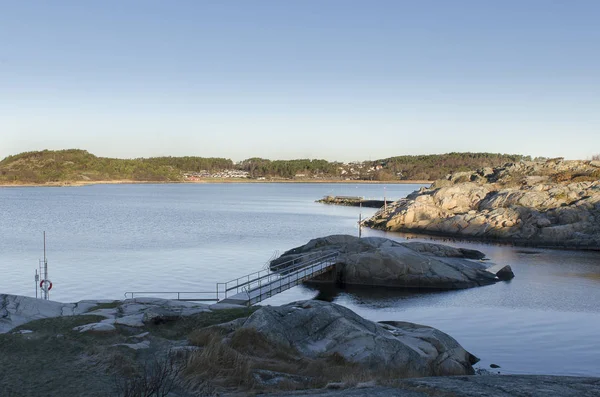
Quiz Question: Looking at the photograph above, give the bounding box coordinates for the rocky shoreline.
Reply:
[2,293,598,396]
[1,294,477,396]
[364,159,600,250]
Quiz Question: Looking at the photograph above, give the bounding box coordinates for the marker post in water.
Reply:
[358,202,362,238]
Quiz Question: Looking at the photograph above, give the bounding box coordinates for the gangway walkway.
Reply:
[217,251,339,305]
[124,251,339,306]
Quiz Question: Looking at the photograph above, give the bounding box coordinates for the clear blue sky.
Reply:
[1,1,598,161]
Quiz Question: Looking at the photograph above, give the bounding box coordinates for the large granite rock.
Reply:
[0,294,220,333]
[364,159,600,249]
[271,235,499,289]
[0,294,100,333]
[216,300,479,377]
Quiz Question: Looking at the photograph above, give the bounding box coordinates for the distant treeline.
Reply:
[0,149,537,184]
[374,152,534,181]
[238,158,340,179]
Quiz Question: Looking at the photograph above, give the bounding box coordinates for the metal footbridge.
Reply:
[124,251,339,306]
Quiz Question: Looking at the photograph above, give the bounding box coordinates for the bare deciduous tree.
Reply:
[114,352,186,397]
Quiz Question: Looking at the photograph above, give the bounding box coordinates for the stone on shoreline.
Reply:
[495,265,515,281]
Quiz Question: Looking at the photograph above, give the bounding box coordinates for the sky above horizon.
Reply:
[1,1,599,162]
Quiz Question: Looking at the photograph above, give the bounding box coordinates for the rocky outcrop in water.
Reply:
[271,235,501,289]
[317,196,388,208]
[213,300,479,377]
[363,159,600,249]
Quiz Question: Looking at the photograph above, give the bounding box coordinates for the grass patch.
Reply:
[86,300,122,312]
[184,326,403,394]
[552,170,600,183]
[11,315,106,334]
[143,307,259,340]
[0,315,134,396]
[185,332,254,389]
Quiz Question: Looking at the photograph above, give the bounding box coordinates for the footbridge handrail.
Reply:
[123,250,340,304]
[123,291,219,302]
[216,251,338,301]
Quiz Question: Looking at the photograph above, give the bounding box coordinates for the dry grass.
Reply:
[185,328,254,391]
[184,327,403,394]
[551,170,600,183]
[145,307,257,340]
[113,353,187,397]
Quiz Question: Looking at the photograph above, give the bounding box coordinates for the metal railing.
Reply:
[367,197,406,222]
[124,291,218,302]
[245,252,339,305]
[123,250,339,304]
[216,251,338,301]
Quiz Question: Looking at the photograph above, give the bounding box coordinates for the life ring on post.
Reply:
[40,279,53,291]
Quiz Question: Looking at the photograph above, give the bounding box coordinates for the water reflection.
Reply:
[308,282,453,306]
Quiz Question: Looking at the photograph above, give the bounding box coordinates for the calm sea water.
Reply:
[1,183,599,377]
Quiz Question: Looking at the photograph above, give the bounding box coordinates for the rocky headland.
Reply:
[271,235,511,289]
[364,159,600,249]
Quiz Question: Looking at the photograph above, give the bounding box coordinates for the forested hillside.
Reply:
[0,149,536,184]
[373,152,533,181]
[0,150,229,184]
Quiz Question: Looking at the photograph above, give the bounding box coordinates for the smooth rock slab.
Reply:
[272,235,500,289]
[0,293,212,333]
[217,300,478,377]
[112,340,150,350]
[0,294,100,333]
[73,322,116,333]
[114,314,145,327]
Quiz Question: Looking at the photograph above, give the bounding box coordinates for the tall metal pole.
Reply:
[43,231,48,300]
[384,186,387,212]
[358,202,362,238]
